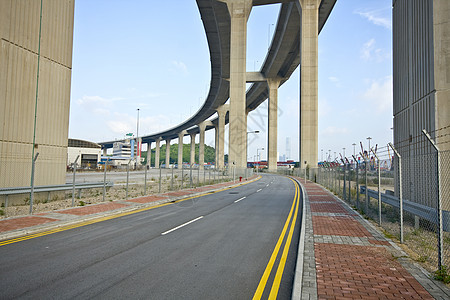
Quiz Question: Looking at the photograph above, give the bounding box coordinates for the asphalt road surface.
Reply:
[0,174,302,299]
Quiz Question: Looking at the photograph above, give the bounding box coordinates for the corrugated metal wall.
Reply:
[0,0,75,187]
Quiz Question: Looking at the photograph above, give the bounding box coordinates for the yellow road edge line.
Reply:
[252,178,297,300]
[0,176,261,247]
[268,179,300,299]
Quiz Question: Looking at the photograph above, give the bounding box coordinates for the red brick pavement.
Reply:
[127,195,167,204]
[58,203,128,216]
[301,180,433,299]
[312,216,371,237]
[0,216,57,232]
[315,243,433,299]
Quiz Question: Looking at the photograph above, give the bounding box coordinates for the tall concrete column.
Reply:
[198,122,207,170]
[216,104,229,169]
[299,0,319,168]
[214,125,219,168]
[147,142,152,167]
[178,131,186,169]
[165,139,171,168]
[223,0,252,169]
[155,138,162,168]
[267,78,281,171]
[190,133,196,166]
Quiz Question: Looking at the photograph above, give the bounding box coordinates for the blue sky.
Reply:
[69,0,392,162]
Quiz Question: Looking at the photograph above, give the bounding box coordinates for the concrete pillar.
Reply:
[190,133,196,166]
[299,0,319,169]
[198,122,207,170]
[178,131,186,169]
[267,78,281,171]
[102,148,107,156]
[155,138,162,168]
[215,125,219,168]
[147,142,153,166]
[223,0,252,169]
[216,104,229,169]
[165,139,171,168]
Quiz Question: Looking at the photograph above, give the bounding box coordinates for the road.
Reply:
[0,174,302,299]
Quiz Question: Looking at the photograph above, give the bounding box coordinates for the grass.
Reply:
[434,265,450,284]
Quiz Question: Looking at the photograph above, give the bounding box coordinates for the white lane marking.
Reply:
[257,189,262,192]
[234,197,246,203]
[161,216,204,235]
[266,184,269,187]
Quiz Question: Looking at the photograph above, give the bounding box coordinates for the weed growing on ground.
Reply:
[434,265,450,284]
[78,200,85,206]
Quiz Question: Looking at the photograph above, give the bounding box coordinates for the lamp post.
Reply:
[136,108,140,166]
[257,147,264,174]
[367,137,372,151]
[247,130,260,165]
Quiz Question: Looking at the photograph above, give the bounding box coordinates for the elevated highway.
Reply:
[100,0,335,172]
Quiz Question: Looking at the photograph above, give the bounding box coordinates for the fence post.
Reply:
[103,159,108,202]
[72,155,80,207]
[422,129,443,269]
[348,162,351,202]
[181,165,184,189]
[29,152,39,214]
[159,166,162,193]
[372,150,382,225]
[189,164,193,188]
[362,153,369,214]
[342,160,346,201]
[144,163,148,195]
[171,166,174,191]
[389,143,403,243]
[126,159,131,200]
[352,155,359,210]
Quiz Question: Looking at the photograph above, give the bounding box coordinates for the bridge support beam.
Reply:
[216,104,229,169]
[198,122,207,170]
[178,131,186,169]
[165,139,171,168]
[267,78,281,171]
[222,0,252,170]
[190,133,196,167]
[299,0,319,169]
[155,138,162,168]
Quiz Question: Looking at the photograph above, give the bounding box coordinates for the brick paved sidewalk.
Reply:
[0,178,253,240]
[297,179,450,300]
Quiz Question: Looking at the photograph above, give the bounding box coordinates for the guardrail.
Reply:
[360,186,450,232]
[0,182,113,207]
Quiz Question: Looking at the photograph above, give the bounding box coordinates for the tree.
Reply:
[142,143,216,166]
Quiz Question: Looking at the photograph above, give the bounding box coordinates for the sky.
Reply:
[69,0,393,162]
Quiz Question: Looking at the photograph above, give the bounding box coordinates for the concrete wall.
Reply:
[0,0,75,187]
[393,0,449,210]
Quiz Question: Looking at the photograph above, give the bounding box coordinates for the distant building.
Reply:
[67,139,101,169]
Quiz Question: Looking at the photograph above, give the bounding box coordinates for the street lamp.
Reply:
[136,108,140,166]
[257,147,264,173]
[247,130,260,164]
[367,137,372,151]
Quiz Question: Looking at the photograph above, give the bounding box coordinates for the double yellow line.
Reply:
[0,176,261,247]
[253,178,300,300]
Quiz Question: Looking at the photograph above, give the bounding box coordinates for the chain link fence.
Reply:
[294,126,450,274]
[0,162,251,219]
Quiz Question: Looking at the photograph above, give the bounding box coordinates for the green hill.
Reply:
[142,143,217,166]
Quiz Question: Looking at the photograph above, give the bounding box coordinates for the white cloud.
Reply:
[171,60,188,75]
[321,126,349,136]
[361,76,392,113]
[360,39,390,62]
[355,9,391,29]
[328,76,341,88]
[76,95,124,106]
